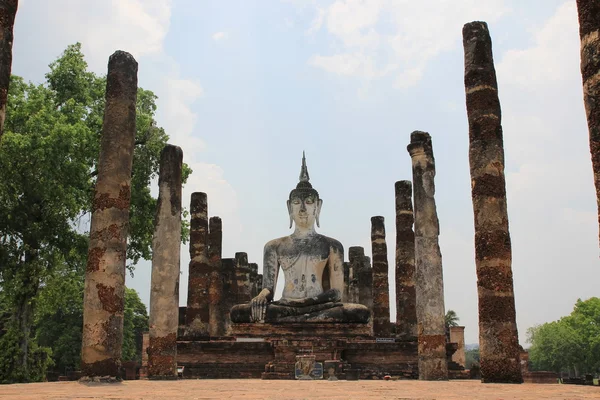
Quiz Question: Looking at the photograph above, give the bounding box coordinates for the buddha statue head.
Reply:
[287,152,323,229]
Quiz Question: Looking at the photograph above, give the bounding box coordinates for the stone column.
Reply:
[449,326,466,368]
[249,262,258,298]
[255,273,263,296]
[576,1,600,245]
[220,258,236,335]
[395,181,417,340]
[348,265,360,304]
[185,192,210,335]
[148,144,183,379]
[235,252,252,304]
[81,51,137,377]
[463,22,522,384]
[0,0,17,140]
[343,261,350,302]
[371,216,391,337]
[407,130,448,380]
[208,216,224,336]
[351,247,372,311]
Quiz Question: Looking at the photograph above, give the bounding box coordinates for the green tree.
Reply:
[445,309,459,327]
[527,321,584,374]
[465,347,480,369]
[0,43,189,382]
[528,297,600,376]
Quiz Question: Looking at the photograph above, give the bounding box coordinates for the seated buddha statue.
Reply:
[230,154,370,324]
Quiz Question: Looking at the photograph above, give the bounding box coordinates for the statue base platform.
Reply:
[229,322,373,338]
[176,332,418,380]
[175,308,418,380]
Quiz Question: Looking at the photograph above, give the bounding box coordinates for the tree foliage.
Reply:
[122,288,149,363]
[445,309,459,327]
[528,297,600,375]
[465,347,480,370]
[0,43,188,382]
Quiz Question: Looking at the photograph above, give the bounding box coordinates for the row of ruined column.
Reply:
[342,183,418,341]
[185,195,261,339]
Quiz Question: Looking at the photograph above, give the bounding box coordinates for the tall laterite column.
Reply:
[148,144,183,379]
[81,51,137,377]
[463,21,521,383]
[407,130,448,380]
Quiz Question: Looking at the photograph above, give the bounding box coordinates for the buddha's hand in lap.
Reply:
[250,289,271,323]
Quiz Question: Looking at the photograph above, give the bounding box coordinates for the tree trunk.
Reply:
[14,247,40,379]
[0,0,18,141]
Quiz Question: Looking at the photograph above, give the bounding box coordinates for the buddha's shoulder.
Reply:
[264,236,291,250]
[315,234,344,252]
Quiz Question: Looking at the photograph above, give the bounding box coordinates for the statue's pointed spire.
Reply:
[299,151,310,183]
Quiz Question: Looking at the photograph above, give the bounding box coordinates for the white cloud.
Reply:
[212,31,228,41]
[306,7,325,34]
[22,0,173,73]
[161,76,205,148]
[306,0,508,87]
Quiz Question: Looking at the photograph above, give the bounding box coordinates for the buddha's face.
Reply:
[287,193,322,229]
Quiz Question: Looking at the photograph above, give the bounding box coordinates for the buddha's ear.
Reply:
[287,199,293,229]
[316,199,323,228]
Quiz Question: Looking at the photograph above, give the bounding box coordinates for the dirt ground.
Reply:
[1,379,599,400]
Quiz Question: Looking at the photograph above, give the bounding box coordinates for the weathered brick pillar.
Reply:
[235,252,252,304]
[219,258,236,335]
[0,0,17,140]
[185,192,210,335]
[363,256,373,308]
[148,144,183,379]
[348,264,360,304]
[407,130,448,380]
[449,326,466,368]
[576,1,600,245]
[351,247,372,311]
[249,262,258,298]
[463,22,522,384]
[208,216,224,336]
[395,181,417,340]
[81,51,137,377]
[371,216,391,337]
[343,261,350,302]
[255,273,263,297]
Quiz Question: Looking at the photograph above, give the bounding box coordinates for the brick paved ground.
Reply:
[1,379,598,400]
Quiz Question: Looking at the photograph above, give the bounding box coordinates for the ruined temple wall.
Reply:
[235,252,252,304]
[350,247,373,312]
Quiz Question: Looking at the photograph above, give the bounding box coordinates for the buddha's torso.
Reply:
[268,234,337,300]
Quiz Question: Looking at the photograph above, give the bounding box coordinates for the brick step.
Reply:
[262,372,294,380]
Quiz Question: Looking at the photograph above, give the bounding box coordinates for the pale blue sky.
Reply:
[12,0,598,345]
